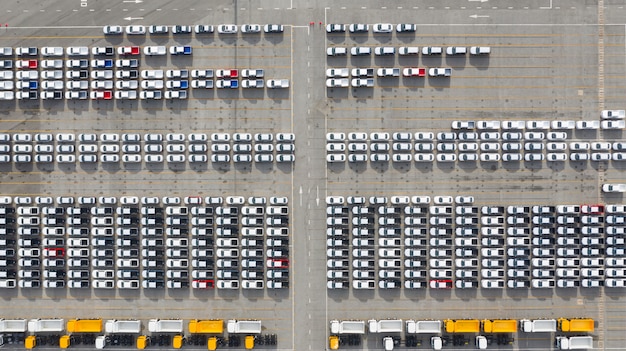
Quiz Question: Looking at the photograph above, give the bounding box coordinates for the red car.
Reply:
[90,91,113,100]
[216,69,238,78]
[192,280,215,289]
[266,258,289,269]
[17,60,38,69]
[429,279,453,289]
[43,248,65,258]
[581,204,604,214]
[117,46,140,56]
[402,67,425,77]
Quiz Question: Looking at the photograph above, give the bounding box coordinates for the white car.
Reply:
[125,25,146,35]
[372,23,393,33]
[241,24,261,33]
[601,109,625,119]
[144,46,166,56]
[326,24,346,33]
[217,24,238,34]
[396,23,416,32]
[263,24,284,33]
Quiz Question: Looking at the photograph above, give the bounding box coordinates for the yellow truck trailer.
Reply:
[67,319,103,333]
[558,318,594,332]
[444,319,480,333]
[482,319,517,333]
[189,319,224,334]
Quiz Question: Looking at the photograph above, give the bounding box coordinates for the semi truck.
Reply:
[227,320,262,334]
[28,318,65,332]
[368,319,403,333]
[405,320,441,334]
[444,319,480,333]
[105,319,141,334]
[431,336,443,350]
[520,319,557,333]
[66,319,103,333]
[329,336,340,350]
[329,320,366,334]
[383,336,395,351]
[245,335,255,350]
[558,318,594,332]
[95,336,106,349]
[148,319,183,333]
[136,336,148,350]
[25,336,36,349]
[476,336,488,349]
[555,336,593,350]
[188,319,224,334]
[482,319,517,333]
[0,318,27,332]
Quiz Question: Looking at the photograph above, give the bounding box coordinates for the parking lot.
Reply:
[0,0,626,350]
[0,194,290,291]
[326,195,626,291]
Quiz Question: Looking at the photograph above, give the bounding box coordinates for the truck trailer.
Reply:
[0,319,27,332]
[406,320,442,334]
[28,319,65,333]
[558,318,594,332]
[555,336,593,350]
[482,319,517,333]
[148,319,184,333]
[329,320,366,334]
[66,319,102,333]
[105,319,141,334]
[520,319,557,333]
[368,319,403,333]
[188,319,224,334]
[444,319,480,333]
[227,320,262,334]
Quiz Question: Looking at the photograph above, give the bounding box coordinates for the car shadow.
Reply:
[469,55,490,69]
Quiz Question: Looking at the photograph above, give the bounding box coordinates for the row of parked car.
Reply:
[327,45,490,57]
[0,132,295,165]
[103,24,285,36]
[325,130,626,164]
[323,195,626,289]
[0,195,291,290]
